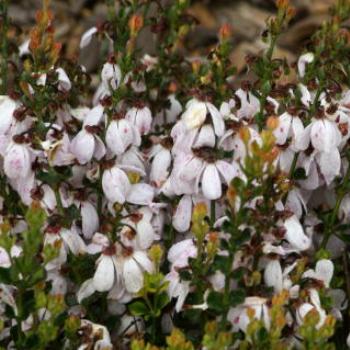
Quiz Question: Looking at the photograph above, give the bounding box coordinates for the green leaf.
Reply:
[207,291,224,313]
[0,267,12,284]
[229,289,246,307]
[128,300,149,317]
[154,292,169,314]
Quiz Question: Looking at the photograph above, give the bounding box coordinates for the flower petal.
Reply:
[202,164,221,200]
[93,256,115,292]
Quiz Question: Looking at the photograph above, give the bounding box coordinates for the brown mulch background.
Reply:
[8,0,336,74]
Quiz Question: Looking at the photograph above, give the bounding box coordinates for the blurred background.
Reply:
[8,0,335,74]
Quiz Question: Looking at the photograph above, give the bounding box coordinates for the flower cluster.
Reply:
[1,0,350,349]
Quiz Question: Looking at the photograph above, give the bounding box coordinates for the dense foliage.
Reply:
[1,0,350,348]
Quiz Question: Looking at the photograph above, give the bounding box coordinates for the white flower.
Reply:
[80,27,98,49]
[126,106,153,136]
[171,99,224,154]
[296,289,327,329]
[172,195,193,232]
[4,141,32,179]
[149,142,172,188]
[182,100,207,130]
[102,164,131,204]
[120,208,160,250]
[79,200,100,239]
[102,62,122,91]
[264,259,283,292]
[172,151,241,199]
[70,128,105,164]
[106,118,140,156]
[235,88,260,120]
[298,52,314,77]
[302,259,334,288]
[168,239,197,268]
[273,112,305,150]
[70,105,106,164]
[92,246,153,294]
[283,214,311,251]
[56,68,71,91]
[299,118,341,153]
[228,297,270,333]
[79,320,113,350]
[165,268,190,312]
[0,96,17,134]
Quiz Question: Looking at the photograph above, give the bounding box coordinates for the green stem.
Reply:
[54,186,64,216]
[210,200,216,228]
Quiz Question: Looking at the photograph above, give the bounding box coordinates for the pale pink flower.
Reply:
[4,141,32,179]
[168,239,197,268]
[106,118,140,156]
[126,106,153,136]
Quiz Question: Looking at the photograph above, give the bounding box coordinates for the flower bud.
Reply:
[129,14,144,36]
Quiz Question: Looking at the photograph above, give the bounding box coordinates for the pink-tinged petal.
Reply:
[171,120,187,141]
[60,229,86,255]
[102,167,130,204]
[0,96,16,133]
[290,116,305,149]
[77,278,95,303]
[279,148,295,173]
[202,164,221,200]
[70,130,95,164]
[136,220,156,249]
[102,63,122,91]
[80,27,98,49]
[127,183,154,205]
[235,89,260,119]
[81,201,99,239]
[295,123,311,151]
[93,135,106,160]
[274,112,291,145]
[168,239,197,268]
[175,281,190,312]
[56,68,71,91]
[315,259,334,287]
[83,104,104,127]
[193,124,215,148]
[150,148,171,186]
[123,258,143,293]
[172,195,192,232]
[285,189,306,219]
[283,215,311,251]
[133,251,154,273]
[93,256,115,292]
[13,173,35,205]
[207,102,225,136]
[136,107,152,135]
[216,160,237,184]
[4,143,31,179]
[178,156,204,182]
[317,149,340,185]
[165,94,182,123]
[0,247,11,268]
[311,120,328,152]
[264,260,283,292]
[299,84,312,107]
[41,185,57,212]
[106,120,131,155]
